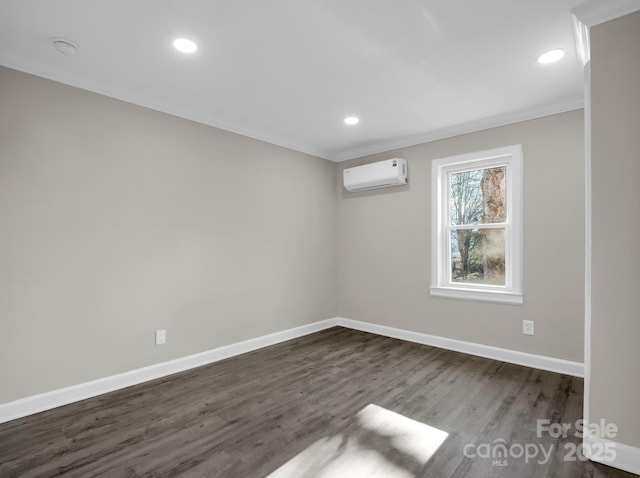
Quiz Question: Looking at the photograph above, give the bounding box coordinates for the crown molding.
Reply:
[570,0,640,67]
[571,0,640,28]
[0,50,591,164]
[334,97,584,162]
[571,12,591,65]
[0,55,333,161]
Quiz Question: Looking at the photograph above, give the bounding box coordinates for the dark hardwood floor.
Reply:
[0,327,633,477]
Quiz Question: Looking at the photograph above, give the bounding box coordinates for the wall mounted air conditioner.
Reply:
[343,158,408,192]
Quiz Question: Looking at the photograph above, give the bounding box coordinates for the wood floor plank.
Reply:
[0,327,633,477]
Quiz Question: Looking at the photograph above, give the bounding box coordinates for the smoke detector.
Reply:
[51,37,78,56]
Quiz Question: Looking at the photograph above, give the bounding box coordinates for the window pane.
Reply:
[450,228,505,285]
[450,166,506,225]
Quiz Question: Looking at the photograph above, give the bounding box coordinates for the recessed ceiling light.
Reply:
[537,49,565,64]
[344,116,360,125]
[173,38,197,54]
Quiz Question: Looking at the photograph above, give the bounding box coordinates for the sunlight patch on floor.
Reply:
[267,404,449,477]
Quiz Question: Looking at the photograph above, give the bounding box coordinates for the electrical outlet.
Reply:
[522,320,534,336]
[155,329,166,345]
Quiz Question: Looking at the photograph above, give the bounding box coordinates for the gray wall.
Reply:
[590,12,640,448]
[0,66,337,403]
[337,110,585,361]
[0,63,588,406]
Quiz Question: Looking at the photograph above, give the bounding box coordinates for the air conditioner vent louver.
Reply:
[343,158,408,192]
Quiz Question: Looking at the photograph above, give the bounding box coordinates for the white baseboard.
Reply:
[584,434,640,475]
[0,316,585,425]
[336,317,584,377]
[0,318,338,424]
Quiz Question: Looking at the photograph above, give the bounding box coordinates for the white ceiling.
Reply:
[0,0,592,161]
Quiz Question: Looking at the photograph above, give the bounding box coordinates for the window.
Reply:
[431,145,523,304]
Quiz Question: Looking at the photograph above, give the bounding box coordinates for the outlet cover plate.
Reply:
[155,329,166,345]
[522,320,534,336]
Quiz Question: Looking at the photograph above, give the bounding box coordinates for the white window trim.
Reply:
[430,144,523,305]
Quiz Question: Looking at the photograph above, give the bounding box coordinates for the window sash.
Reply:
[444,223,508,230]
[445,225,510,290]
[431,144,523,304]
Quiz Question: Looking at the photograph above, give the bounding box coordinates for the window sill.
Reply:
[430,286,523,305]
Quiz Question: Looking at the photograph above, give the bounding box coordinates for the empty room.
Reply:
[1,1,639,477]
